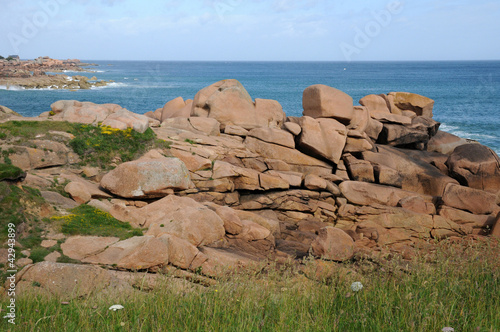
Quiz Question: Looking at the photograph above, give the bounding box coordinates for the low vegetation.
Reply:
[0,120,74,139]
[0,182,46,245]
[0,163,24,181]
[1,239,498,331]
[0,181,50,282]
[52,205,143,240]
[0,121,172,170]
[68,124,171,169]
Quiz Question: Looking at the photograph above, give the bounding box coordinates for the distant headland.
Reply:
[0,56,111,90]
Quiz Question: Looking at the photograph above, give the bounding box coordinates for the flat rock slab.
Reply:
[41,191,79,210]
[61,236,120,261]
[442,183,497,215]
[82,235,169,270]
[339,181,431,207]
[100,157,192,198]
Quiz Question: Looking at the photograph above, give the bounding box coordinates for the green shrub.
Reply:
[29,247,51,263]
[0,163,24,181]
[53,205,143,240]
[68,124,171,169]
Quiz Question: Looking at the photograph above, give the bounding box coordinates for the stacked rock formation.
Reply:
[5,80,500,287]
[143,80,500,263]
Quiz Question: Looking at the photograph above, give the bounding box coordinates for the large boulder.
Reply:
[101,108,150,133]
[50,100,119,124]
[100,156,192,198]
[310,227,354,261]
[49,100,151,133]
[446,144,500,193]
[359,94,390,115]
[160,97,192,121]
[302,84,353,123]
[442,183,497,215]
[191,79,285,130]
[386,92,435,118]
[297,116,347,164]
[129,195,226,247]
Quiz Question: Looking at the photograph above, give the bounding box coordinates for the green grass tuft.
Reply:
[0,163,25,181]
[29,247,51,263]
[53,205,143,240]
[68,124,171,169]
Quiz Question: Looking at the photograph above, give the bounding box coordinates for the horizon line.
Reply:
[12,57,500,63]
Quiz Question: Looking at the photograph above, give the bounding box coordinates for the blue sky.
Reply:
[0,0,499,61]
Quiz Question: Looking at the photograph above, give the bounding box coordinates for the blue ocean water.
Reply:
[1,61,499,153]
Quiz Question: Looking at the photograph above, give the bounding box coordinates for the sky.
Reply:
[0,0,499,61]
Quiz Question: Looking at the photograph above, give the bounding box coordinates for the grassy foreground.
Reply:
[2,239,498,331]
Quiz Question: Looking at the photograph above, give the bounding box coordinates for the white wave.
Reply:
[450,130,497,141]
[439,123,499,142]
[439,123,459,132]
[0,85,25,90]
[90,82,128,89]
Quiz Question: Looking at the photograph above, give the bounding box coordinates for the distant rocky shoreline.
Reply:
[0,56,111,90]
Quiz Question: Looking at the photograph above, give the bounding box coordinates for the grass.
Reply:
[0,120,74,139]
[68,124,171,169]
[1,239,498,331]
[0,182,52,283]
[0,121,172,169]
[0,163,24,181]
[0,182,46,245]
[28,247,51,263]
[52,205,143,240]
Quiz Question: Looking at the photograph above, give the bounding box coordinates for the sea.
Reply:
[1,61,499,153]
